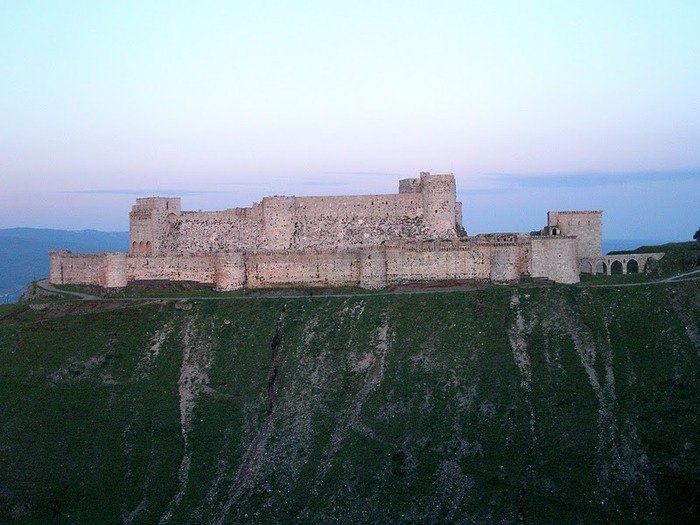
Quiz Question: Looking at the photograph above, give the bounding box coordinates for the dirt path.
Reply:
[36,279,101,300]
[33,270,700,305]
[585,269,700,288]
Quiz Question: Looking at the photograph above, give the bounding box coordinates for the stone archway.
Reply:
[627,259,639,273]
[611,260,623,274]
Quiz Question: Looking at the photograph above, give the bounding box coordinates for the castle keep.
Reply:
[49,172,655,290]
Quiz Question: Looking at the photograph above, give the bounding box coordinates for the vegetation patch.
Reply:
[0,283,698,523]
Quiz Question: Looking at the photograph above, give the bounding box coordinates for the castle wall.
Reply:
[359,248,387,289]
[530,236,580,284]
[49,174,606,291]
[547,211,602,263]
[384,240,492,283]
[143,173,458,255]
[128,255,217,284]
[159,207,263,254]
[245,250,361,288]
[50,236,585,291]
[49,251,127,288]
[262,197,296,250]
[490,245,521,282]
[292,193,425,249]
[398,178,421,193]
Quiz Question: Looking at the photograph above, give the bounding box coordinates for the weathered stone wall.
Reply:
[530,236,580,284]
[292,193,426,249]
[49,251,127,288]
[490,245,521,282]
[262,197,296,250]
[385,240,493,283]
[398,177,421,194]
[127,255,217,285]
[129,197,182,255]
[245,250,360,288]
[159,207,263,254]
[145,173,458,255]
[359,248,387,289]
[49,174,606,291]
[547,211,602,262]
[50,234,585,291]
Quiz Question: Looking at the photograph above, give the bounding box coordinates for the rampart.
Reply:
[130,172,462,255]
[49,171,632,291]
[49,251,127,288]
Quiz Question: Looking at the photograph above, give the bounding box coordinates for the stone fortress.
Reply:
[49,172,664,291]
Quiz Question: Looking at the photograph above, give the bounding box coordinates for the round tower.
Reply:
[359,248,387,289]
[420,172,457,237]
[214,252,246,290]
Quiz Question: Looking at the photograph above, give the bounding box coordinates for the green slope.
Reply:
[0,283,698,523]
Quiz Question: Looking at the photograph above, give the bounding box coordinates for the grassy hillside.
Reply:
[0,228,129,303]
[0,283,698,523]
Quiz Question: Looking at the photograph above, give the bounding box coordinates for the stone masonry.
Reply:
[49,172,663,290]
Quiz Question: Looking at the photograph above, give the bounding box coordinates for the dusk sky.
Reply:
[1,1,698,240]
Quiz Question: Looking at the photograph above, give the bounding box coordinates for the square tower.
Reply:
[129,197,181,255]
[546,211,602,261]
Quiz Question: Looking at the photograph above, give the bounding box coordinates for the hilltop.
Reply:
[0,270,698,522]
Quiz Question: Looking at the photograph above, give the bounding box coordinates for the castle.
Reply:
[49,172,663,290]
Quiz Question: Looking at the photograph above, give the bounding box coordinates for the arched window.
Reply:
[146,241,152,255]
[139,241,145,253]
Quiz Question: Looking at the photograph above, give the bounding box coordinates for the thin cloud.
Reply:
[64,189,226,196]
[320,171,407,178]
[483,168,699,190]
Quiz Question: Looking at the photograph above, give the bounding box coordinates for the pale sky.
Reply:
[1,1,698,239]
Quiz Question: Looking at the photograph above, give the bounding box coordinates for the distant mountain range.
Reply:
[0,228,129,303]
[0,228,675,303]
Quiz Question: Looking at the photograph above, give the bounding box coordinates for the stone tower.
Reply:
[129,197,181,256]
[546,211,603,262]
[420,172,457,237]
